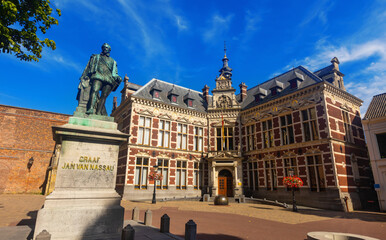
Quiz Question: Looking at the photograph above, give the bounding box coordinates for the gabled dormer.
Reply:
[168,85,179,104]
[151,80,162,99]
[184,90,194,108]
[254,87,267,102]
[288,69,304,89]
[269,79,284,96]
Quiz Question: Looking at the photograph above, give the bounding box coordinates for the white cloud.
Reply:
[299,0,333,26]
[285,39,386,72]
[345,74,386,114]
[175,15,188,31]
[203,14,234,43]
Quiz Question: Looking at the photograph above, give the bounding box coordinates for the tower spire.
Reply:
[218,42,232,79]
[224,41,227,57]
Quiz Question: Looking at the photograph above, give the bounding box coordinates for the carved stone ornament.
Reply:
[216,95,232,108]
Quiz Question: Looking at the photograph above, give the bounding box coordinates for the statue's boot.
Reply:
[86,108,95,115]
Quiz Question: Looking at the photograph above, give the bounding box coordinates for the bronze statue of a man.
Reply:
[77,43,122,116]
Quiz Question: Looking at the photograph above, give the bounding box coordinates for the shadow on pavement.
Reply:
[249,206,274,210]
[281,207,386,222]
[16,211,37,240]
[177,233,244,240]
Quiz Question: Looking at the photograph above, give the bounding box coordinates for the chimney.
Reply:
[239,82,247,102]
[121,74,130,103]
[112,96,117,112]
[202,85,210,103]
[331,57,340,71]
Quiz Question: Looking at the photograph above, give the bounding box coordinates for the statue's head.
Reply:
[101,43,111,56]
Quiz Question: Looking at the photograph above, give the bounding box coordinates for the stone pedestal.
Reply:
[34,116,129,240]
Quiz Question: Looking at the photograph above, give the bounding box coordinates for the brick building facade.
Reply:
[112,54,375,211]
[0,105,69,194]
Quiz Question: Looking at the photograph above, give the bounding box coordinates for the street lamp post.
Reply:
[288,168,298,212]
[152,165,159,204]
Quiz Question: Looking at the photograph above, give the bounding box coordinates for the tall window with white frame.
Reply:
[246,124,256,151]
[342,111,354,143]
[262,120,273,148]
[301,108,319,141]
[156,159,168,189]
[306,155,325,191]
[177,123,188,150]
[138,116,151,145]
[248,161,259,191]
[176,160,187,189]
[134,157,149,189]
[193,162,199,189]
[194,127,203,151]
[158,120,170,148]
[216,127,234,151]
[265,159,277,190]
[281,114,294,145]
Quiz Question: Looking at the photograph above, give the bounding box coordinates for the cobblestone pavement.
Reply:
[1,194,385,240]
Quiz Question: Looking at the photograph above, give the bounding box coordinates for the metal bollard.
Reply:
[203,194,210,202]
[160,214,170,233]
[132,207,139,221]
[121,224,135,240]
[144,209,152,226]
[35,230,51,240]
[185,220,196,240]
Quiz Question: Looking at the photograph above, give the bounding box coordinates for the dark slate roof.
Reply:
[132,79,210,113]
[364,93,386,120]
[128,82,142,91]
[168,85,179,96]
[239,66,323,110]
[314,64,334,78]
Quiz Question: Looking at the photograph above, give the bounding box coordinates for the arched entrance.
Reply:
[218,169,233,197]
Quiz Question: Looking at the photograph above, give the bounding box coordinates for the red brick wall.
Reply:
[325,97,370,192]
[0,105,69,193]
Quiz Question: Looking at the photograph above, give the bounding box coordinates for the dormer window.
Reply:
[171,95,177,103]
[153,90,160,99]
[254,87,267,103]
[151,80,162,99]
[287,70,304,89]
[289,80,297,89]
[269,79,283,96]
[183,90,194,108]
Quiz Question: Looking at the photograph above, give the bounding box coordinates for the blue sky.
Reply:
[1,0,386,115]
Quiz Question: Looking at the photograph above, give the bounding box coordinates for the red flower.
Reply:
[149,171,163,181]
[283,176,303,188]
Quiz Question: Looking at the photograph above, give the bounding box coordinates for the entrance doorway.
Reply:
[218,169,233,197]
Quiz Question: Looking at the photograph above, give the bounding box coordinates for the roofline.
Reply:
[131,95,208,115]
[245,65,322,93]
[314,64,331,74]
[0,104,71,116]
[241,80,324,111]
[132,78,212,97]
[371,92,386,98]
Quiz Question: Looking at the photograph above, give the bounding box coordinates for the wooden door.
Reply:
[218,177,227,196]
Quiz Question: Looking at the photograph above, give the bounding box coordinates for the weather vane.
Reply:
[224,41,227,56]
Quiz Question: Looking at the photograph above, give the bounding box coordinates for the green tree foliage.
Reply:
[0,0,61,61]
